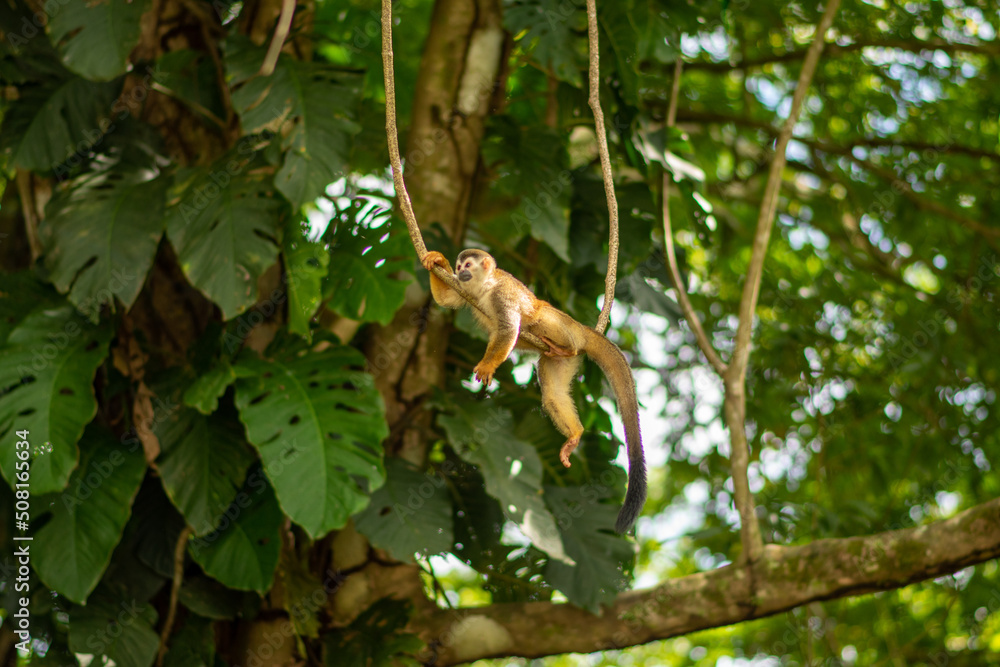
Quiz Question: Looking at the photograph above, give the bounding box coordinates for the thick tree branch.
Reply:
[409,497,1000,665]
[585,0,619,335]
[661,61,728,376]
[726,0,842,564]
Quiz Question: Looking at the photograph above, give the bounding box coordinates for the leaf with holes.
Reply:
[42,159,168,321]
[165,155,285,320]
[436,398,574,565]
[0,74,121,171]
[156,407,255,536]
[187,468,282,593]
[323,227,415,325]
[48,0,151,81]
[284,229,330,340]
[354,458,453,561]
[233,337,387,538]
[0,302,112,494]
[33,425,146,604]
[226,37,361,209]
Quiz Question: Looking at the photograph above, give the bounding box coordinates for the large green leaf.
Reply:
[226,37,362,209]
[33,426,147,604]
[323,226,415,325]
[165,156,284,320]
[187,468,282,593]
[354,458,454,561]
[163,615,215,667]
[68,588,159,667]
[0,302,112,493]
[504,0,583,85]
[47,0,151,81]
[0,273,61,344]
[41,160,168,321]
[233,338,387,538]
[284,226,330,340]
[0,74,121,170]
[155,407,255,536]
[182,359,237,415]
[437,399,574,565]
[542,485,634,612]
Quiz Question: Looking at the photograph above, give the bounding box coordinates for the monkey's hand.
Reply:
[422,251,451,273]
[473,360,497,386]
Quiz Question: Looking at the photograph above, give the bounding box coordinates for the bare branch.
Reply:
[586,0,620,335]
[726,0,843,565]
[259,0,296,77]
[409,497,1000,665]
[156,525,193,667]
[661,61,727,376]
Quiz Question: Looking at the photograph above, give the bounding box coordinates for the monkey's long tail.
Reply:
[584,330,647,534]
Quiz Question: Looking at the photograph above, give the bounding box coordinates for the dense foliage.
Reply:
[0,0,998,665]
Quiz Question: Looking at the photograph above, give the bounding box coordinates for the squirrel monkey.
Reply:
[422,248,647,533]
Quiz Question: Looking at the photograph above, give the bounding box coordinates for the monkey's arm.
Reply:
[421,251,465,308]
[473,294,520,385]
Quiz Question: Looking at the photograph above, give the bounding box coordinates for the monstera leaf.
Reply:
[165,155,285,320]
[33,426,147,604]
[0,73,121,171]
[354,458,454,561]
[233,336,387,538]
[42,157,168,321]
[226,37,361,209]
[47,0,151,81]
[323,226,415,325]
[436,399,575,565]
[0,299,113,494]
[284,228,330,340]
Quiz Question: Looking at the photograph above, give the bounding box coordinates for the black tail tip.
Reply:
[614,487,646,534]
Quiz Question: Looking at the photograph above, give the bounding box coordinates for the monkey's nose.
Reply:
[458,271,472,282]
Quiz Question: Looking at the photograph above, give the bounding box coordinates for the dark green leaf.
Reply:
[323,226,415,325]
[0,303,112,494]
[284,227,330,340]
[233,338,387,538]
[354,458,454,561]
[68,589,158,667]
[48,0,151,81]
[33,425,146,603]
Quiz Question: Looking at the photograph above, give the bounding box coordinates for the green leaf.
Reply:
[68,589,159,667]
[182,359,237,415]
[504,0,583,85]
[233,338,387,538]
[163,615,215,667]
[323,227,416,325]
[0,74,121,170]
[226,37,362,209]
[354,458,454,561]
[0,272,62,344]
[155,408,255,536]
[542,485,634,612]
[41,161,168,321]
[47,0,151,81]
[0,303,112,494]
[151,50,225,121]
[165,156,284,320]
[187,468,282,593]
[33,426,146,604]
[324,599,423,667]
[437,400,574,565]
[284,227,330,340]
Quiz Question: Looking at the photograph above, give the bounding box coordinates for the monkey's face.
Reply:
[455,251,493,292]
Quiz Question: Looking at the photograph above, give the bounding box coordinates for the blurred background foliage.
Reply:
[0,0,998,665]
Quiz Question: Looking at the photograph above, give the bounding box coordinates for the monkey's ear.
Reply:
[481,257,493,271]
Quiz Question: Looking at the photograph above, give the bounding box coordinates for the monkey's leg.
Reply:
[538,355,584,467]
[539,335,578,358]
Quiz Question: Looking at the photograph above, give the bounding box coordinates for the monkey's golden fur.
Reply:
[422,248,647,533]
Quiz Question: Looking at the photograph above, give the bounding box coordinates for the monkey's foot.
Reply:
[559,436,581,467]
[540,336,577,358]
